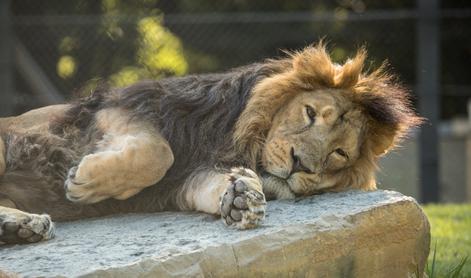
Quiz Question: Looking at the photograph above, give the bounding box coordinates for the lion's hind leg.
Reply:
[65,108,174,204]
[0,205,55,245]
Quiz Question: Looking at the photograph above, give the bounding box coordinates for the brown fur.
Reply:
[64,107,174,203]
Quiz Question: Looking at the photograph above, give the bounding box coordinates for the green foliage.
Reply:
[426,244,468,278]
[57,1,189,88]
[12,0,420,97]
[110,15,188,87]
[12,0,470,118]
[447,257,468,278]
[423,204,471,278]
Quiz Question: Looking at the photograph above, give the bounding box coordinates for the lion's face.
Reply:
[234,44,421,196]
[262,90,367,195]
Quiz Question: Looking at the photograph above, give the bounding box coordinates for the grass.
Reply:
[423,204,471,277]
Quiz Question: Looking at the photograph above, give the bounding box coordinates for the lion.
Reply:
[0,43,420,244]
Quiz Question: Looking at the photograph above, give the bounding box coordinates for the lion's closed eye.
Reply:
[305,106,316,124]
[334,148,348,159]
[332,111,347,126]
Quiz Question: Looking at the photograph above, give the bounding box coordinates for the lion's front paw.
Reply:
[64,160,112,204]
[0,209,55,244]
[220,168,266,229]
[65,160,138,204]
[65,153,149,204]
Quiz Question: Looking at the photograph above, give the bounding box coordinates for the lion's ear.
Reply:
[355,81,422,156]
[367,124,398,156]
[335,48,366,88]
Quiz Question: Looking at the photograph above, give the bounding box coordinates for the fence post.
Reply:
[417,0,440,203]
[0,0,14,117]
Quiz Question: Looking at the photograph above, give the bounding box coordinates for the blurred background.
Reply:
[1,0,470,203]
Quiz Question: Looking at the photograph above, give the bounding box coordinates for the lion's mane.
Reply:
[234,43,421,190]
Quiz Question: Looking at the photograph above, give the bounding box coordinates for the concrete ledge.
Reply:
[0,190,430,277]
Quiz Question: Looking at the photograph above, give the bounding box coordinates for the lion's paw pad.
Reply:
[0,213,55,244]
[221,175,266,229]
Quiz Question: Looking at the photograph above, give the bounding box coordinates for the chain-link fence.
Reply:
[5,0,469,119]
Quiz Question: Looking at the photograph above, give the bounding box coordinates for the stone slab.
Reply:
[0,190,430,278]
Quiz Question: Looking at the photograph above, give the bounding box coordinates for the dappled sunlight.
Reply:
[58,36,78,53]
[137,16,188,76]
[57,55,77,79]
[101,0,124,40]
[110,66,148,87]
[109,16,188,87]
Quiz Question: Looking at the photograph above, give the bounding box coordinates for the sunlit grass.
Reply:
[423,204,471,277]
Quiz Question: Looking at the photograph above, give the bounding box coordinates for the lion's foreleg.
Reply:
[65,108,174,204]
[181,170,231,215]
[182,167,266,229]
[65,133,174,203]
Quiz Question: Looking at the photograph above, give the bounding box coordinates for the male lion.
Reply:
[0,44,420,244]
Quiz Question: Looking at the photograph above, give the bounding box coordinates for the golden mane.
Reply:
[233,43,421,189]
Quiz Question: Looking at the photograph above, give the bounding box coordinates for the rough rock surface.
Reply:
[0,190,430,278]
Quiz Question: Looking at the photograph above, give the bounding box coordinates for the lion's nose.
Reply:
[290,148,314,175]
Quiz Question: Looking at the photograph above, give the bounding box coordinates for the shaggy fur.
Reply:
[0,43,420,225]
